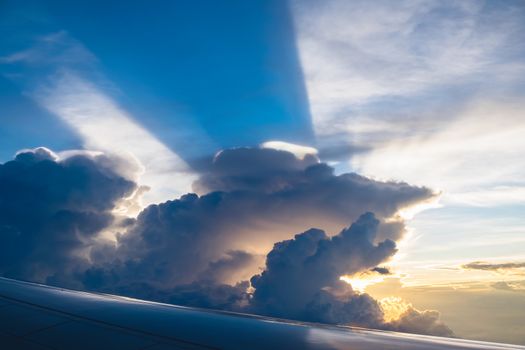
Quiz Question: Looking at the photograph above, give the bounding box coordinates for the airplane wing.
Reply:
[0,277,523,350]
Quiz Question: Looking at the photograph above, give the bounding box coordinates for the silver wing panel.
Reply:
[0,277,523,350]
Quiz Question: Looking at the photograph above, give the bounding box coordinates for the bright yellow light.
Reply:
[379,297,412,322]
[397,196,442,220]
[340,273,386,293]
[261,141,318,159]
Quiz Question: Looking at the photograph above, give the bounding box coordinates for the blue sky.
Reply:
[1,0,313,163]
[2,0,525,344]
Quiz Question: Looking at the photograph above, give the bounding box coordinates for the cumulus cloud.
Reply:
[200,250,260,285]
[0,146,450,337]
[387,306,454,337]
[247,214,452,336]
[192,147,319,193]
[249,213,396,319]
[0,147,136,282]
[193,147,433,241]
[304,287,386,328]
[83,147,432,293]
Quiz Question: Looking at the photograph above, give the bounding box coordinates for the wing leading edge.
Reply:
[0,277,523,350]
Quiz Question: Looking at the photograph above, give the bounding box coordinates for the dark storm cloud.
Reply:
[82,274,250,312]
[0,147,136,282]
[165,281,250,310]
[200,250,257,283]
[193,148,433,221]
[247,213,453,336]
[0,146,450,337]
[249,212,396,320]
[192,147,434,244]
[462,261,525,274]
[192,147,320,193]
[86,147,433,294]
[304,288,385,327]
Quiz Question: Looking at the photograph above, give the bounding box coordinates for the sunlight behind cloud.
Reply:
[396,198,442,221]
[340,272,387,293]
[261,140,318,159]
[379,296,411,322]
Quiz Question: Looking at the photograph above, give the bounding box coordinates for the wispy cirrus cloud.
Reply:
[292,0,525,206]
[491,280,525,293]
[292,0,525,133]
[463,261,525,275]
